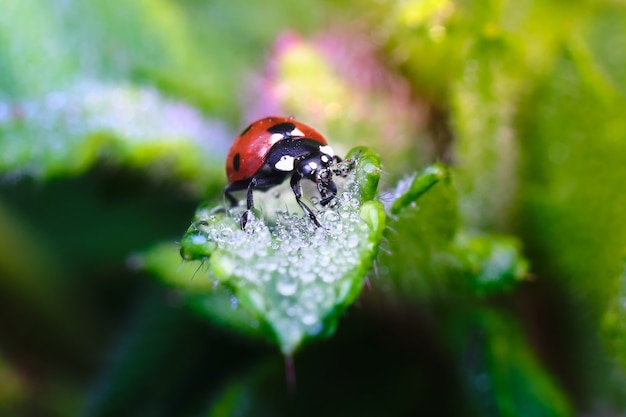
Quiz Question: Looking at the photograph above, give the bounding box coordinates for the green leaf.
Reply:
[179,147,385,354]
[0,0,78,97]
[446,308,572,417]
[139,242,266,339]
[518,31,626,306]
[0,83,226,190]
[453,233,529,298]
[380,165,528,300]
[389,163,448,215]
[0,0,241,116]
[602,260,626,367]
[450,33,525,231]
[378,165,459,300]
[344,146,382,202]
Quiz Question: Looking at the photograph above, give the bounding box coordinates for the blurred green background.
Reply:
[1,0,626,415]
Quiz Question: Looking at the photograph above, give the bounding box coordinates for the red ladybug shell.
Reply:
[226,116,328,183]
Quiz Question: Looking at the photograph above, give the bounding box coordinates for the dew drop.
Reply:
[339,205,352,218]
[276,277,299,296]
[323,211,340,224]
[319,243,332,256]
[190,234,207,244]
[321,272,337,284]
[302,313,318,326]
[301,271,316,283]
[346,234,359,248]
[286,304,299,317]
[238,248,254,259]
[220,228,233,241]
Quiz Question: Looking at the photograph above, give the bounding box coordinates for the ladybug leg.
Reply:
[290,173,322,227]
[222,179,257,229]
[240,178,258,229]
[223,184,240,207]
[246,178,257,210]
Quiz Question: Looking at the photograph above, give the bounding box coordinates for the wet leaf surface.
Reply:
[179,147,384,354]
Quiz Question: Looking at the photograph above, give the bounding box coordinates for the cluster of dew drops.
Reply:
[0,83,229,173]
[191,173,372,338]
[380,171,417,212]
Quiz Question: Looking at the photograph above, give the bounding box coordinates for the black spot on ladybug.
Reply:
[239,124,252,137]
[268,122,296,136]
[233,153,241,171]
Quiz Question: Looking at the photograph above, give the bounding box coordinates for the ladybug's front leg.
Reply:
[290,173,322,227]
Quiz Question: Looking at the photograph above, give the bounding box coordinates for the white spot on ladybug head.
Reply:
[275,155,295,171]
[319,145,334,156]
[308,161,318,170]
[321,155,330,163]
[291,128,305,137]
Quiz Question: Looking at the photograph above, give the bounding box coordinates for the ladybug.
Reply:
[225,116,343,229]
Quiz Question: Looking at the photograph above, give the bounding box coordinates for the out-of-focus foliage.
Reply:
[445,308,572,417]
[250,32,430,172]
[0,83,227,188]
[0,0,625,415]
[603,260,626,368]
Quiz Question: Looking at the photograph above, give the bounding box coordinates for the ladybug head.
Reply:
[296,151,339,206]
